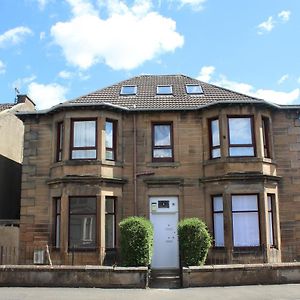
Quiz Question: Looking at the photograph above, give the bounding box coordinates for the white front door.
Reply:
[149,196,179,269]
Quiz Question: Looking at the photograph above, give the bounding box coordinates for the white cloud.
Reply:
[278,10,291,22]
[257,16,275,34]
[197,65,215,82]
[197,66,300,105]
[254,88,299,105]
[213,76,299,105]
[58,70,73,79]
[66,0,96,16]
[278,74,289,85]
[40,31,46,40]
[51,0,184,70]
[12,75,37,91]
[171,0,206,11]
[0,26,33,48]
[0,60,6,74]
[36,0,49,10]
[27,82,68,109]
[257,10,291,35]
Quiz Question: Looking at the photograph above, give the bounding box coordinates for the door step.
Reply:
[149,269,181,289]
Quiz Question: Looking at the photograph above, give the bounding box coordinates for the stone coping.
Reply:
[0,265,148,272]
[183,262,300,271]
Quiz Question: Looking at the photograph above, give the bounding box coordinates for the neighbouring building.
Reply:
[0,95,35,264]
[17,75,300,267]
[0,95,35,225]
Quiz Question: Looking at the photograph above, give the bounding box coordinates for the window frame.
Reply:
[70,118,97,160]
[120,85,137,96]
[262,116,271,158]
[185,84,203,94]
[231,193,261,248]
[227,115,256,157]
[53,197,61,249]
[56,121,63,162]
[208,117,221,159]
[105,196,117,250]
[68,196,97,251]
[267,193,276,247]
[152,122,174,162]
[156,85,173,95]
[105,119,117,161]
[212,195,225,248]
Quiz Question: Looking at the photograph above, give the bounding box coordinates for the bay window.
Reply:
[69,197,96,249]
[232,194,260,247]
[71,119,97,159]
[212,195,224,247]
[228,116,255,157]
[152,122,174,162]
[209,118,221,159]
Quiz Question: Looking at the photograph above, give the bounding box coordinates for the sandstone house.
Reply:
[17,75,300,266]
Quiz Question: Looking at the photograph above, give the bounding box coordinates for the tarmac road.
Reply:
[0,285,300,300]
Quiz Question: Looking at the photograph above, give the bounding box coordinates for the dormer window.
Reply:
[186,84,203,94]
[157,85,172,95]
[120,85,137,95]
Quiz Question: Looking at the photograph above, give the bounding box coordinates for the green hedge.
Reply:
[178,218,212,266]
[119,216,154,267]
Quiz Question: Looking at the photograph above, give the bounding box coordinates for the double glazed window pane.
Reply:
[232,195,259,247]
[55,198,61,248]
[69,197,96,249]
[153,124,173,159]
[105,120,116,160]
[267,195,274,246]
[154,125,171,146]
[105,197,115,249]
[213,196,224,247]
[229,117,254,156]
[210,119,220,158]
[73,121,96,147]
[72,120,96,159]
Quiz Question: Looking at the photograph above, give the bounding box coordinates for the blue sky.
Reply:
[0,0,299,109]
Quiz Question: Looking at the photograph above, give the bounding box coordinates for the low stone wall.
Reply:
[0,265,148,288]
[182,263,300,287]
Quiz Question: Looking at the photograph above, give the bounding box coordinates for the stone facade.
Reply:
[17,75,300,266]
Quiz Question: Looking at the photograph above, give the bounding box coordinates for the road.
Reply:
[0,285,300,300]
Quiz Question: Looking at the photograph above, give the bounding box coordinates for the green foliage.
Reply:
[178,218,212,266]
[119,216,154,267]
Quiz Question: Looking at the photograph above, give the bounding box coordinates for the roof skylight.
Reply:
[157,85,173,95]
[120,85,137,95]
[186,84,203,94]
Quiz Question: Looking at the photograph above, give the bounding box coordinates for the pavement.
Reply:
[0,285,300,300]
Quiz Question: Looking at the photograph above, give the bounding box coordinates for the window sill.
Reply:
[68,248,97,252]
[204,157,276,165]
[102,160,123,167]
[52,159,123,167]
[146,161,180,168]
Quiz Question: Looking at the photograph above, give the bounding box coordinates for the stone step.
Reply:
[149,269,181,289]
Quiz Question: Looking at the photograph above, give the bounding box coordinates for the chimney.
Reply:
[16,94,36,106]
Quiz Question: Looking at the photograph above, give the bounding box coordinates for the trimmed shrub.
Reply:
[178,218,212,266]
[119,216,154,267]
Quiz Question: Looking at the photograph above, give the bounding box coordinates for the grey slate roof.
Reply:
[68,74,271,111]
[0,103,13,112]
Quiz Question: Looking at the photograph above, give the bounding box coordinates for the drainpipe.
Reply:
[133,113,137,216]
